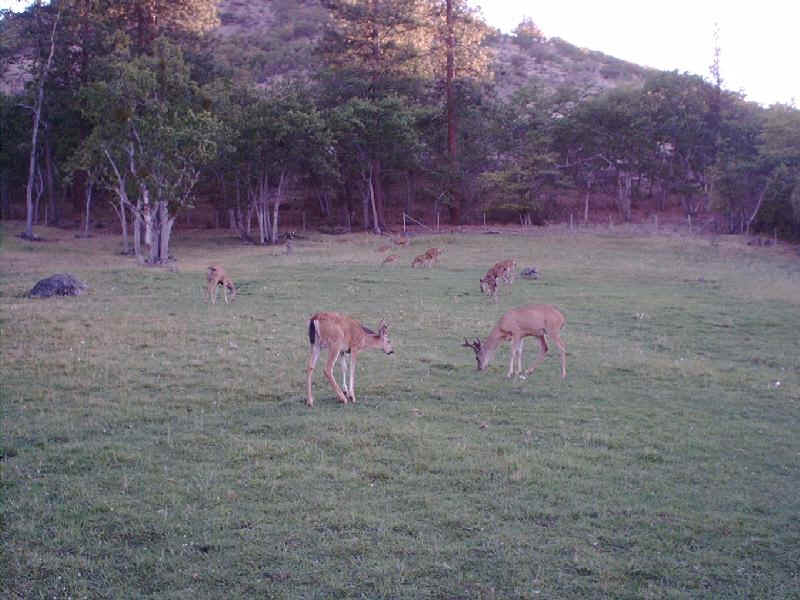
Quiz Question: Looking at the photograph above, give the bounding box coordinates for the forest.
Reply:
[1,0,800,263]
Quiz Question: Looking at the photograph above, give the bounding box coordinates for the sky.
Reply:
[470,0,797,107]
[1,0,796,107]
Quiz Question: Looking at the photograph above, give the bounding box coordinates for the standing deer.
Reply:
[463,304,566,379]
[306,312,394,407]
[206,265,236,304]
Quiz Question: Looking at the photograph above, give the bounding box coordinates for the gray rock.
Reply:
[28,273,88,298]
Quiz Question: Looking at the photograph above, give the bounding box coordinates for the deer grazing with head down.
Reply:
[463,303,566,379]
[206,265,236,304]
[411,253,433,268]
[480,259,517,301]
[306,312,394,407]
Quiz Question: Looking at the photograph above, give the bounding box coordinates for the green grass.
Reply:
[2,224,799,599]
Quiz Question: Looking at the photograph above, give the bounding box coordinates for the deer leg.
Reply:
[340,352,349,397]
[523,336,549,377]
[507,337,521,378]
[208,282,217,304]
[516,339,525,376]
[222,284,230,304]
[324,349,350,404]
[348,355,357,403]
[551,331,567,378]
[306,343,321,407]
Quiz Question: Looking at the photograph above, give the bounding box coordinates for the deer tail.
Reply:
[308,316,320,346]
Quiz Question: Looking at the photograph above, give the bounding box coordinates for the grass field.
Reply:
[2,222,799,599]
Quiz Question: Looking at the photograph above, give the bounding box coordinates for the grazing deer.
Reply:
[206,265,236,304]
[424,247,444,264]
[480,259,517,300]
[411,253,433,268]
[463,303,566,379]
[381,254,399,266]
[306,312,394,407]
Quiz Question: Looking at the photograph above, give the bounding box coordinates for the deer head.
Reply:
[462,337,488,370]
[378,320,394,355]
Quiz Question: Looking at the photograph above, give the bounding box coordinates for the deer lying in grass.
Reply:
[381,254,399,266]
[463,303,566,379]
[480,259,517,300]
[206,265,236,304]
[306,312,394,407]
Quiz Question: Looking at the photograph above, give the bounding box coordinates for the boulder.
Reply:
[28,273,88,298]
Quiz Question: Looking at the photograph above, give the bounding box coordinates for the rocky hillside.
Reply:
[212,0,653,94]
[2,1,653,96]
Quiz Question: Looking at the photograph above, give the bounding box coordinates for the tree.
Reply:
[76,37,223,262]
[238,85,335,243]
[20,2,60,240]
[329,94,425,232]
[480,85,563,225]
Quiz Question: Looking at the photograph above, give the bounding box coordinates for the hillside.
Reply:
[211,0,653,93]
[2,1,653,98]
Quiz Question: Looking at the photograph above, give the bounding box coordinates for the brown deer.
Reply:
[206,265,236,304]
[463,304,566,379]
[424,247,444,264]
[411,253,433,268]
[306,312,394,407]
[381,254,399,266]
[480,259,517,300]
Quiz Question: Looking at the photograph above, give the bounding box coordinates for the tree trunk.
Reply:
[159,208,175,263]
[134,195,142,257]
[118,191,129,254]
[271,172,286,244]
[616,171,632,222]
[24,7,60,239]
[445,0,460,224]
[370,159,384,232]
[82,179,93,237]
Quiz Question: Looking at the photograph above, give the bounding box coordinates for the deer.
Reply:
[306,312,394,407]
[381,254,399,266]
[463,304,566,380]
[480,259,517,301]
[423,247,444,264]
[411,253,433,268]
[206,265,236,304]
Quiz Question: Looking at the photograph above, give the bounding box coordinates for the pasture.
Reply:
[1,223,799,599]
